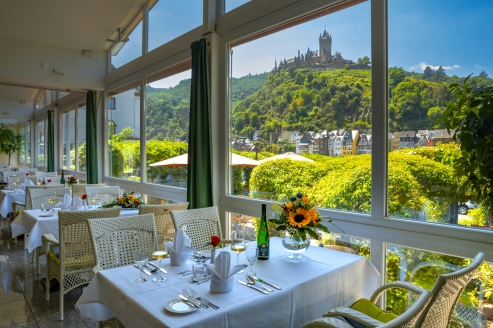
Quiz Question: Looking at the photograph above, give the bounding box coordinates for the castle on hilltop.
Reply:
[274,29,370,71]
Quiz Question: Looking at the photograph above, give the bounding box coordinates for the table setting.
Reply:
[75,234,380,328]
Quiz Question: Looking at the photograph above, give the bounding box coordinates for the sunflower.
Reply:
[309,208,318,220]
[288,208,312,228]
[284,202,293,213]
[301,196,310,204]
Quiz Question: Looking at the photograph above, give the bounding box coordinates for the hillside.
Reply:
[145,72,268,141]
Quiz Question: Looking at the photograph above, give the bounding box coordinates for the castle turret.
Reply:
[319,28,332,59]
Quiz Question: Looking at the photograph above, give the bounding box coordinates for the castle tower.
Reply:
[319,29,332,59]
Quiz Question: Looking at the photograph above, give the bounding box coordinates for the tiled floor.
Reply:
[0,216,97,327]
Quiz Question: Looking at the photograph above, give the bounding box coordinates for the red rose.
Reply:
[26,173,30,176]
[82,194,88,199]
[211,235,221,248]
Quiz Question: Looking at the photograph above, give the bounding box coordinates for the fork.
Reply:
[190,289,220,310]
[182,289,208,308]
[178,270,191,274]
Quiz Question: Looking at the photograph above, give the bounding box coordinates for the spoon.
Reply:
[246,275,273,293]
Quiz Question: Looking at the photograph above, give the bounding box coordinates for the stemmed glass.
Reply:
[40,198,47,212]
[245,245,259,277]
[133,249,149,283]
[91,192,99,209]
[151,242,167,283]
[231,230,245,274]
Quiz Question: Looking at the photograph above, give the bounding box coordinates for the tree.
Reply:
[479,70,489,79]
[389,67,406,89]
[357,56,371,65]
[443,77,493,213]
[423,66,434,80]
[0,124,23,166]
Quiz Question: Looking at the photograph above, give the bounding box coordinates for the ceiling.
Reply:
[0,0,147,125]
[0,0,146,52]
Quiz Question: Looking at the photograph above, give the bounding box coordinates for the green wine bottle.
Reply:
[60,170,65,185]
[257,203,270,260]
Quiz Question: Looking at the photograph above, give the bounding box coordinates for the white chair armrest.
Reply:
[324,307,384,327]
[12,201,25,214]
[41,233,59,256]
[370,281,427,303]
[303,316,355,328]
[92,265,103,274]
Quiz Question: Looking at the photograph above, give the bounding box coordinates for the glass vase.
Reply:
[282,231,310,259]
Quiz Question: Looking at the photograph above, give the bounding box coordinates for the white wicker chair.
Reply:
[41,207,122,320]
[45,176,62,185]
[85,186,120,206]
[35,171,57,177]
[170,206,222,251]
[305,252,484,328]
[72,183,106,198]
[87,214,156,272]
[139,203,189,249]
[304,282,431,328]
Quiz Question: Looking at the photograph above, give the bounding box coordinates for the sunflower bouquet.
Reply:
[271,192,331,241]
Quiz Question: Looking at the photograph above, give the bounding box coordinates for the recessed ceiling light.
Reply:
[3,112,10,115]
[20,101,26,104]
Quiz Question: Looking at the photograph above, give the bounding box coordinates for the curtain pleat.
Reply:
[187,38,213,209]
[47,111,55,172]
[86,91,98,184]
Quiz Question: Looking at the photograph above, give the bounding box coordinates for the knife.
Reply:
[238,280,269,294]
[255,277,282,290]
[134,264,151,276]
[179,295,201,308]
[147,261,167,274]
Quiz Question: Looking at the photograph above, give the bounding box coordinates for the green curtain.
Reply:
[187,38,213,209]
[86,91,98,184]
[47,111,55,172]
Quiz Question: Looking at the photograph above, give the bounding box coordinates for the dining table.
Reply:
[10,208,139,253]
[75,238,381,328]
[0,189,25,218]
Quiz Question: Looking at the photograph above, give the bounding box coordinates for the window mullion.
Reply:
[370,0,388,220]
[140,77,147,184]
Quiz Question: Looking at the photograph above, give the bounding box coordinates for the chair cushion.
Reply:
[48,247,94,270]
[346,298,397,327]
[48,248,60,266]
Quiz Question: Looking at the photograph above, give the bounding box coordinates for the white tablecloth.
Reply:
[0,190,25,217]
[76,238,380,328]
[10,208,139,253]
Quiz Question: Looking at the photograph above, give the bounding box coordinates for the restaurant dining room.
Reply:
[0,0,492,327]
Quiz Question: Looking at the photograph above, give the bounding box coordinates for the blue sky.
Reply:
[113,0,492,88]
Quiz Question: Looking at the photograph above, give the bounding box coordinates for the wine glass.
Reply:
[231,230,245,274]
[40,198,47,212]
[133,249,149,283]
[245,245,259,277]
[91,192,99,209]
[152,243,168,282]
[48,191,57,211]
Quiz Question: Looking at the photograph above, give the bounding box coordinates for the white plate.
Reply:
[164,298,198,314]
[39,212,55,217]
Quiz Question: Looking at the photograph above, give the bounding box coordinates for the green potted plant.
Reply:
[443,77,493,224]
[0,123,23,166]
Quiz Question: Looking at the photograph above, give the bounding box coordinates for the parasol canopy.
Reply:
[259,152,314,163]
[150,153,260,167]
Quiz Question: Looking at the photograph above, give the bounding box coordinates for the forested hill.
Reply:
[231,67,493,139]
[145,72,268,140]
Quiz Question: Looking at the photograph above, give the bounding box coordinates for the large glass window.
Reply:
[77,105,87,172]
[229,1,372,214]
[387,0,493,229]
[19,126,26,165]
[148,0,202,52]
[36,119,46,167]
[61,109,76,170]
[25,124,31,165]
[107,84,141,181]
[145,70,191,187]
[111,21,142,69]
[386,244,492,327]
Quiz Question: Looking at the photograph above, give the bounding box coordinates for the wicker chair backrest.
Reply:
[170,206,221,251]
[139,203,189,248]
[58,207,122,273]
[415,252,484,328]
[85,186,120,205]
[28,187,70,210]
[72,184,107,198]
[25,185,62,209]
[87,214,156,270]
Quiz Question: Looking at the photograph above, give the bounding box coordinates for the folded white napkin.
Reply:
[71,196,83,210]
[206,252,247,293]
[24,178,34,186]
[166,230,195,265]
[56,193,72,210]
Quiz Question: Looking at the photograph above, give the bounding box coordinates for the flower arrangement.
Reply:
[102,189,145,209]
[67,176,78,184]
[271,192,331,241]
[211,235,221,249]
[82,194,87,200]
